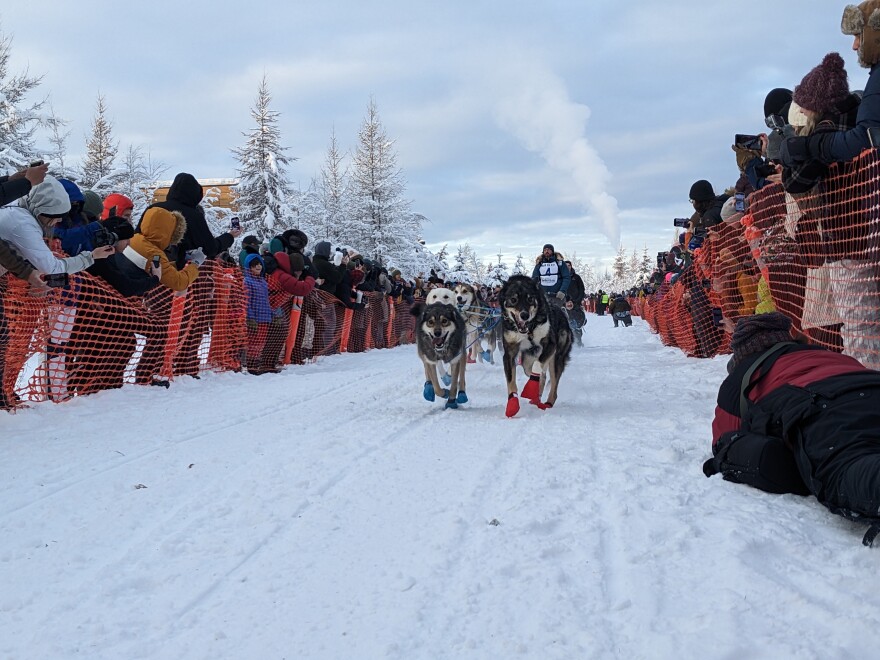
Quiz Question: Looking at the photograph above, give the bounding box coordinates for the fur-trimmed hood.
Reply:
[138,207,187,250]
[535,252,564,265]
[842,1,880,67]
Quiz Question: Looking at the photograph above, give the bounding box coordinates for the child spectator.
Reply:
[243,253,273,373]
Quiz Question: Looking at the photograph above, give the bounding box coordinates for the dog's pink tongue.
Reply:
[433,337,444,347]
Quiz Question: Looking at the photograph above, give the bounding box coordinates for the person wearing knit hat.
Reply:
[532,242,571,303]
[82,190,104,221]
[782,2,880,166]
[728,312,793,367]
[706,309,880,542]
[794,52,851,117]
[688,180,715,203]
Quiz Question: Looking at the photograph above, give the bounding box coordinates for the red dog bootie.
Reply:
[520,374,540,402]
[505,393,520,418]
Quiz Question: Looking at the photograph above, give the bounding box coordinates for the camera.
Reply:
[765,114,786,131]
[735,133,763,151]
[230,216,240,230]
[29,159,45,167]
[735,192,746,213]
[152,255,161,269]
[673,217,690,228]
[693,225,708,238]
[711,307,724,327]
[44,273,69,288]
[92,226,118,248]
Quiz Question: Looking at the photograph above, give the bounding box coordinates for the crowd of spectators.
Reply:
[636,0,880,369]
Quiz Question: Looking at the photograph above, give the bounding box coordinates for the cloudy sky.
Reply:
[2,0,865,270]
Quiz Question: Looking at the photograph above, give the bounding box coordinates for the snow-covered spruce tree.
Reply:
[512,254,527,276]
[45,104,72,178]
[315,127,354,247]
[80,93,118,187]
[640,246,653,283]
[0,26,44,173]
[294,179,323,246]
[611,244,627,291]
[232,75,295,241]
[486,260,509,287]
[350,97,422,273]
[627,248,640,287]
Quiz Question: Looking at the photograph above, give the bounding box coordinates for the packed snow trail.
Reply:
[2,315,880,659]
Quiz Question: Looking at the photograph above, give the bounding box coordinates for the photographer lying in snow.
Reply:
[703,312,880,545]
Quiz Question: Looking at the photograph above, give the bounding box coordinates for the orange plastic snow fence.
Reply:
[635,148,880,369]
[0,259,420,410]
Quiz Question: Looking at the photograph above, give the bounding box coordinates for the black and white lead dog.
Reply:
[411,302,468,409]
[498,275,573,417]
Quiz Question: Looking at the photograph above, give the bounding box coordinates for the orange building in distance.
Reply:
[152,178,239,210]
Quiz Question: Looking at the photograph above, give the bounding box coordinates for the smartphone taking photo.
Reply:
[230,216,241,230]
[734,134,763,151]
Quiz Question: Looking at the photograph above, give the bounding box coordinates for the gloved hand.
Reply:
[186,247,207,266]
[779,136,810,167]
[555,291,566,300]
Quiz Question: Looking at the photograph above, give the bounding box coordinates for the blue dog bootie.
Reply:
[423,380,436,402]
[456,391,468,404]
[442,373,452,387]
[480,350,492,362]
[445,399,459,410]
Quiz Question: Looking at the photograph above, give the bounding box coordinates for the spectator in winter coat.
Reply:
[608,295,633,328]
[312,241,345,352]
[143,173,239,266]
[532,243,570,304]
[0,176,114,277]
[703,312,880,543]
[0,177,115,402]
[243,253,273,372]
[256,251,317,373]
[238,235,261,267]
[268,229,317,280]
[782,1,880,167]
[53,179,105,256]
[127,207,200,292]
[688,180,730,231]
[142,173,237,377]
[87,218,161,297]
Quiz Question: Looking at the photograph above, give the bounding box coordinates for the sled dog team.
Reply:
[412,276,573,417]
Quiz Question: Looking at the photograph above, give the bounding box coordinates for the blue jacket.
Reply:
[244,253,273,323]
[54,219,102,256]
[531,257,570,296]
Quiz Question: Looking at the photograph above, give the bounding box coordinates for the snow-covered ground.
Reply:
[2,314,879,659]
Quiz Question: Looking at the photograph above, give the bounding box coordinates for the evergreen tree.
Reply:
[486,260,509,286]
[232,75,295,240]
[80,93,118,187]
[640,246,653,283]
[350,97,422,272]
[448,244,471,283]
[611,244,627,290]
[512,254,527,276]
[627,248,640,286]
[45,104,71,178]
[316,127,352,246]
[0,26,44,172]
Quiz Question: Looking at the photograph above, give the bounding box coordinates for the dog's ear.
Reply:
[410,301,425,317]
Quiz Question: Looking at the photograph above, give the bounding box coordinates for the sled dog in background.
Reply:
[453,282,497,364]
[426,287,455,306]
[411,302,468,409]
[498,275,573,417]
